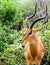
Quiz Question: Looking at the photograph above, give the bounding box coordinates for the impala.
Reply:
[20,4,48,65]
[20,17,45,65]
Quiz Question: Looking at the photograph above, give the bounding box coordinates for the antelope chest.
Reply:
[24,42,38,60]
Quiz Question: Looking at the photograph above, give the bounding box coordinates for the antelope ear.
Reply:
[32,28,42,33]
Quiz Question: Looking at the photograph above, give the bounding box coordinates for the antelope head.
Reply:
[20,5,48,43]
[20,17,45,43]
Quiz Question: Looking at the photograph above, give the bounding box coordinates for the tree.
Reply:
[26,0,48,26]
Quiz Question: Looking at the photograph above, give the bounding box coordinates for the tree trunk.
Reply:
[34,0,48,23]
[35,0,47,17]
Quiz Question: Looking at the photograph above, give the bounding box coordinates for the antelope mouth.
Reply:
[20,40,23,43]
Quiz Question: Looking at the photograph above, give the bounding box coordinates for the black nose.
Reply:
[20,40,23,43]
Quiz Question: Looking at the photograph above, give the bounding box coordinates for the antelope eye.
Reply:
[28,30,32,35]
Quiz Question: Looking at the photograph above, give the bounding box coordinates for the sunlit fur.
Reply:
[20,28,44,65]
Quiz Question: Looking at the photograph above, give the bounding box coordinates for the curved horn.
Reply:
[30,17,45,29]
[26,3,37,28]
[30,5,48,29]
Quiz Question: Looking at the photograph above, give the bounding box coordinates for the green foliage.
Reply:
[17,0,35,18]
[0,0,50,65]
[0,0,23,28]
[0,23,26,65]
[0,0,16,23]
[0,21,50,65]
[39,21,50,65]
[1,44,17,65]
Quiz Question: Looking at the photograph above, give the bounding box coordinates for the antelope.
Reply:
[20,4,48,65]
[20,17,45,65]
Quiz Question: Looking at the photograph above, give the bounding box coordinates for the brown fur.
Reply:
[20,28,44,65]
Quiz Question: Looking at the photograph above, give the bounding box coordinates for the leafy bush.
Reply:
[40,30,50,65]
[0,0,50,65]
[0,21,50,65]
[38,21,50,65]
[0,0,23,30]
[0,21,25,65]
[0,0,16,22]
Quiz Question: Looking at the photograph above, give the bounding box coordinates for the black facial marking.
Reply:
[28,30,32,35]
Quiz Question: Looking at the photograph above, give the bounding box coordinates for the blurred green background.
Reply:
[0,0,50,65]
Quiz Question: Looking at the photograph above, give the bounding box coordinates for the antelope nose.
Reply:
[20,40,23,43]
